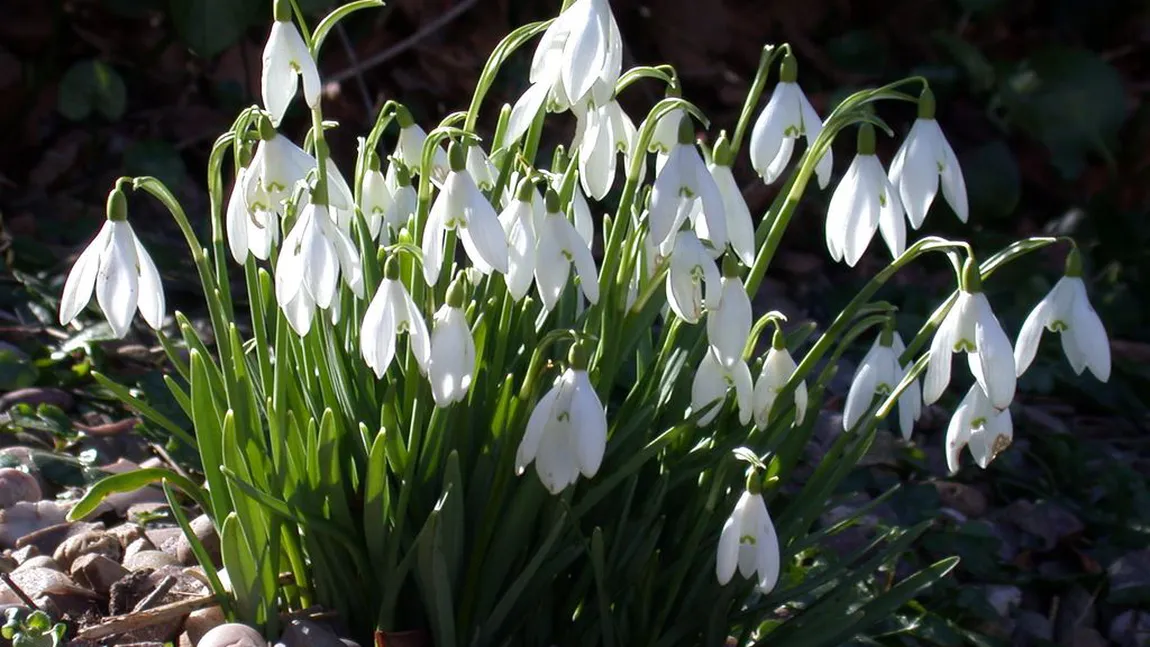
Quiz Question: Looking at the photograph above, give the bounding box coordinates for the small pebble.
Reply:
[108,522,147,549]
[13,555,61,573]
[9,544,39,564]
[0,468,42,508]
[198,623,267,647]
[176,515,220,567]
[274,619,345,647]
[0,501,70,548]
[125,536,157,560]
[184,606,226,646]
[71,553,129,595]
[123,550,180,572]
[54,530,122,571]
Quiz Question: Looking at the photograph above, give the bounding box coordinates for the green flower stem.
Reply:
[614,65,678,96]
[463,20,554,134]
[207,132,236,319]
[730,43,787,155]
[310,107,330,205]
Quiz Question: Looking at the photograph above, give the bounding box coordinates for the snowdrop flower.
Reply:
[261,6,319,127]
[716,482,780,593]
[466,145,497,192]
[226,164,278,263]
[571,185,595,248]
[499,179,540,301]
[535,189,600,310]
[649,105,685,156]
[843,328,922,439]
[944,384,1013,474]
[753,329,807,428]
[825,124,905,266]
[691,348,754,426]
[648,116,726,249]
[665,231,720,324]
[383,161,418,233]
[889,87,968,228]
[361,257,431,378]
[749,55,832,188]
[422,143,509,286]
[1014,250,1110,381]
[244,127,315,220]
[516,342,607,494]
[923,262,1016,410]
[575,99,636,199]
[707,258,752,368]
[428,277,476,407]
[395,107,449,183]
[275,202,363,335]
[708,137,757,266]
[59,188,164,338]
[359,154,391,242]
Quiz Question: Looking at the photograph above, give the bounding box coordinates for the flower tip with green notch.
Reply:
[923,284,1016,411]
[716,487,781,593]
[692,348,754,426]
[649,117,726,250]
[1014,262,1110,382]
[889,87,968,228]
[60,188,165,339]
[945,383,1013,474]
[261,14,320,127]
[665,231,721,324]
[749,54,832,189]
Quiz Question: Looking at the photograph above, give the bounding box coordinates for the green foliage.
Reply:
[1,609,67,647]
[57,60,126,121]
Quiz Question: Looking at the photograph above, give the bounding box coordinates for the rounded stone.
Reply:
[176,515,220,566]
[123,550,181,572]
[13,555,61,573]
[184,605,226,646]
[0,469,41,509]
[53,530,122,571]
[197,623,267,647]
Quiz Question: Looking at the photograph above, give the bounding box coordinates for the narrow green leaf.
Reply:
[67,467,210,522]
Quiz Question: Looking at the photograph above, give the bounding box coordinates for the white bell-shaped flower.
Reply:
[466,145,497,192]
[706,262,752,368]
[499,179,540,301]
[383,161,418,233]
[275,202,364,335]
[575,99,636,199]
[648,116,726,249]
[716,486,780,593]
[516,343,607,494]
[244,130,315,219]
[691,348,754,426]
[422,143,510,286]
[428,279,476,407]
[749,55,832,189]
[260,14,320,127]
[753,330,807,428]
[395,107,449,183]
[825,124,905,266]
[889,88,968,228]
[226,165,278,263]
[708,139,757,267]
[1014,252,1110,381]
[59,190,164,338]
[535,189,600,311]
[359,160,391,242]
[923,266,1016,410]
[665,231,720,324]
[360,258,431,378]
[571,185,595,248]
[944,384,1013,474]
[649,106,685,156]
[843,329,922,439]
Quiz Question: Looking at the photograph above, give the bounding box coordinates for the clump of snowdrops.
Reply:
[62,0,1111,644]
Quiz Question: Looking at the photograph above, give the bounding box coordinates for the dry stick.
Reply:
[328,0,482,85]
[75,595,219,641]
[0,572,40,610]
[132,575,178,613]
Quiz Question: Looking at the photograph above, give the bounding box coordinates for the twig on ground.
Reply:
[1,572,41,610]
[75,594,218,641]
[132,575,177,613]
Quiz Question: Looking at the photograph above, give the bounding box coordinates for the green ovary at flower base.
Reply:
[56,0,1113,643]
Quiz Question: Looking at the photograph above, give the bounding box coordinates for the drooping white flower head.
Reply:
[535,188,600,311]
[648,116,726,250]
[516,343,607,494]
[716,486,780,593]
[383,160,418,234]
[1014,253,1110,381]
[706,263,753,369]
[571,185,595,248]
[395,107,449,183]
[244,130,316,220]
[275,203,364,335]
[889,87,968,229]
[749,55,832,189]
[825,124,906,266]
[944,384,1013,474]
[361,258,431,378]
[59,190,164,338]
[261,13,320,127]
[665,231,721,324]
[422,143,510,286]
[499,179,541,301]
[691,348,754,426]
[923,265,1016,410]
[360,161,392,243]
[226,165,279,264]
[466,145,497,193]
[708,138,757,267]
[843,329,922,440]
[753,329,807,428]
[575,98,637,199]
[428,279,476,407]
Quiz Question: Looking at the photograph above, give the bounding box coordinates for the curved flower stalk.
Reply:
[944,384,1013,474]
[923,262,1015,410]
[691,348,754,426]
[753,329,807,428]
[361,258,431,378]
[843,328,921,439]
[516,341,607,494]
[707,137,756,267]
[665,231,720,324]
[60,188,164,338]
[749,54,832,188]
[535,189,599,310]
[499,179,540,301]
[275,203,364,335]
[261,7,320,127]
[575,98,637,199]
[1014,251,1110,381]
[428,277,476,407]
[422,143,510,286]
[889,87,968,228]
[716,481,781,593]
[226,165,278,263]
[649,116,726,250]
[706,258,752,368]
[825,124,905,266]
